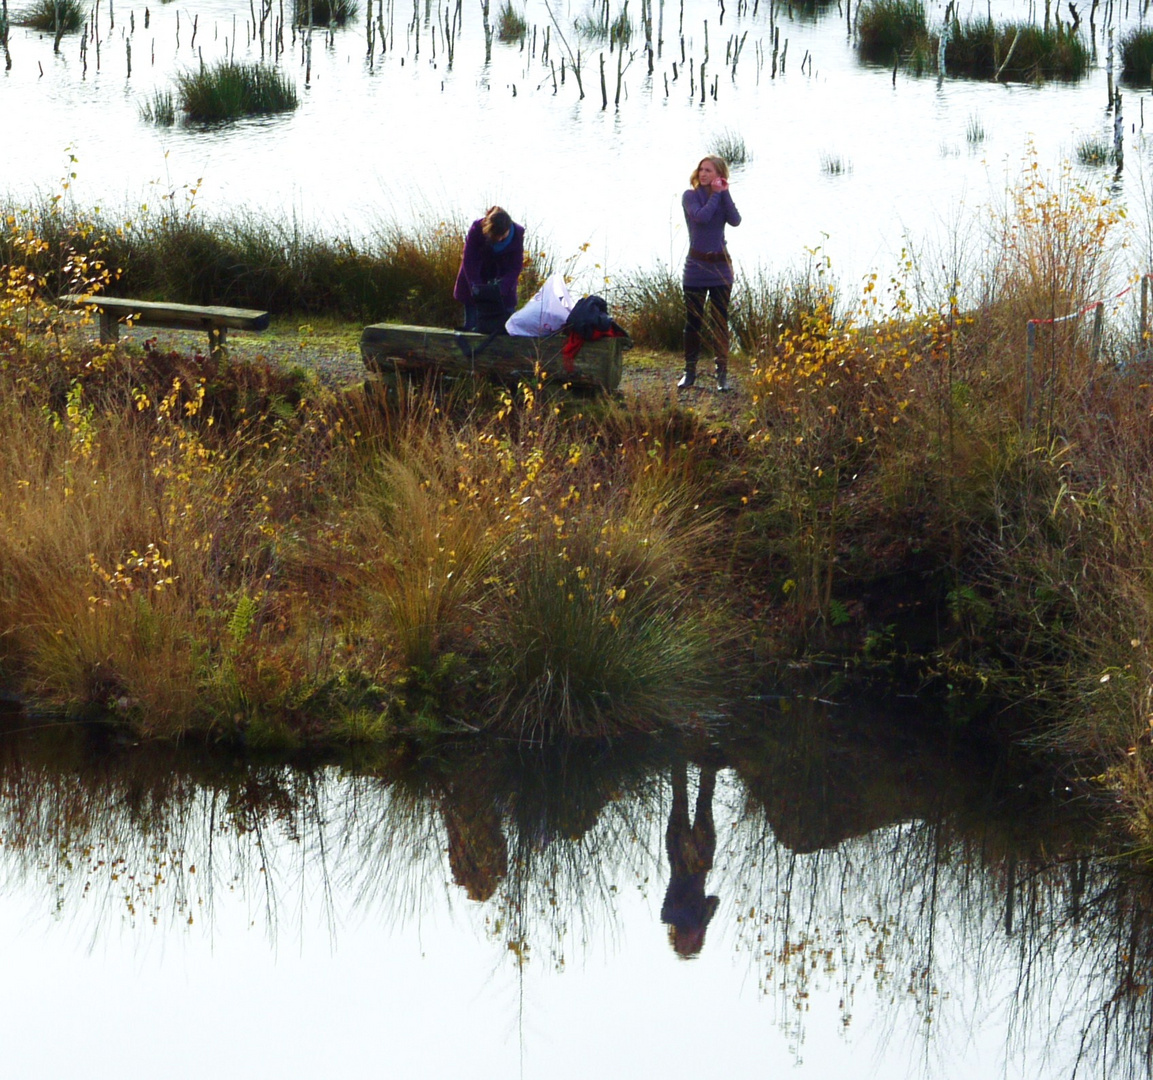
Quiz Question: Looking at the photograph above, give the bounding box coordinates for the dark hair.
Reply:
[482,206,514,242]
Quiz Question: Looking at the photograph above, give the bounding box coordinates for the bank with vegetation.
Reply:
[4,160,1153,847]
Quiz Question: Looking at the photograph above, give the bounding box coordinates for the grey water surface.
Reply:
[0,699,1144,1080]
[4,0,1153,296]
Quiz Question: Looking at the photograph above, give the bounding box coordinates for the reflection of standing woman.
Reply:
[661,763,719,958]
[453,206,526,331]
[679,156,741,391]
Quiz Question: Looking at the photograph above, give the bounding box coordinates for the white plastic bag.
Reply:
[506,272,574,337]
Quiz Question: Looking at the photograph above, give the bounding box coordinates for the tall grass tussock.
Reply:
[292,0,358,27]
[176,61,299,121]
[17,0,82,31]
[1121,28,1153,85]
[857,2,1089,82]
[856,0,929,63]
[497,1,527,42]
[944,20,1089,82]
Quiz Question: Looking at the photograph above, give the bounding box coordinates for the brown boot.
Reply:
[677,328,700,389]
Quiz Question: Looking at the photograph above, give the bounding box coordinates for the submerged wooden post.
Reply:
[1114,88,1124,166]
[1107,27,1114,107]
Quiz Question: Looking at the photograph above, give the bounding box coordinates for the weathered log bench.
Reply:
[61,294,271,354]
[360,323,629,395]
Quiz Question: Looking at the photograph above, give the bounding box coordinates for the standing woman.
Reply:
[679,156,741,390]
[453,206,526,332]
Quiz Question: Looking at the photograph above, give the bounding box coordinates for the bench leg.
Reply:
[208,325,227,356]
[99,312,120,345]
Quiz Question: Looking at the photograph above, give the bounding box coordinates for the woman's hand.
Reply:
[711,176,729,193]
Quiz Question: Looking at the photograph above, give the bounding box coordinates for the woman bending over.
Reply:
[453,206,525,332]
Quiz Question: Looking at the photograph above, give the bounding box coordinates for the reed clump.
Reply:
[944,20,1089,82]
[1077,135,1115,167]
[292,0,358,26]
[1120,28,1153,85]
[497,0,527,42]
[139,90,176,126]
[709,130,750,168]
[17,0,82,31]
[175,61,299,121]
[856,0,930,63]
[574,1,631,44]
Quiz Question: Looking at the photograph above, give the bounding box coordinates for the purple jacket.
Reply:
[682,187,741,288]
[453,219,526,309]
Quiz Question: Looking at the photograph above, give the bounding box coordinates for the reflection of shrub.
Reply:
[1121,28,1153,85]
[497,0,527,42]
[857,0,928,62]
[176,61,298,121]
[292,0,357,24]
[17,0,83,31]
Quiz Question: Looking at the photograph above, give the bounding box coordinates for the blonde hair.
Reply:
[689,156,730,188]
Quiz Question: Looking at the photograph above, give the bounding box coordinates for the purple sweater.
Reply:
[682,187,741,288]
[453,219,526,309]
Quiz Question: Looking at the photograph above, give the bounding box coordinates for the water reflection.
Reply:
[661,760,719,958]
[0,706,1151,1077]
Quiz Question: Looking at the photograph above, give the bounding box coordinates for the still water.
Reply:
[5,0,1153,293]
[0,699,1146,1079]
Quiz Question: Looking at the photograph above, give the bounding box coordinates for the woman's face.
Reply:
[696,159,720,187]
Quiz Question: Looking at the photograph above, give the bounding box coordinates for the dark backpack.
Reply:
[565,294,614,338]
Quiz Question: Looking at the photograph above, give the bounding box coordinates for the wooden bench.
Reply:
[360,323,629,395]
[61,294,270,354]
